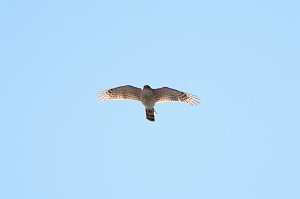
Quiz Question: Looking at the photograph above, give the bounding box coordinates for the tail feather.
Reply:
[146,108,155,122]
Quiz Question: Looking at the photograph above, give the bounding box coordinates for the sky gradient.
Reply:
[1,1,300,198]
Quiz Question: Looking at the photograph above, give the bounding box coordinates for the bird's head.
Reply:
[143,85,151,90]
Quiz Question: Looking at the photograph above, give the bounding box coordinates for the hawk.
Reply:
[97,85,200,122]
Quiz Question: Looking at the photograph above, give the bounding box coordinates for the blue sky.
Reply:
[1,1,300,198]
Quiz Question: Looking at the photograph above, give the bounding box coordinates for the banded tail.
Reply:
[145,108,155,122]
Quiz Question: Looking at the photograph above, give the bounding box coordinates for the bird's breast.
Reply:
[140,91,156,108]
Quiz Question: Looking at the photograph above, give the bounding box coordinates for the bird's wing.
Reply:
[154,87,200,105]
[97,85,142,101]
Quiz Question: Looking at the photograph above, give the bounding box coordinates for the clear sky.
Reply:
[1,1,300,199]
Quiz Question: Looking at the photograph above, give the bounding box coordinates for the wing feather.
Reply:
[97,85,142,101]
[154,87,200,105]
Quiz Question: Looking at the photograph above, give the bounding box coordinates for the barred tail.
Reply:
[145,108,155,122]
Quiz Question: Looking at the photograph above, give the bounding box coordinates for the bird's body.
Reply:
[97,85,200,122]
[140,85,156,108]
[140,85,157,121]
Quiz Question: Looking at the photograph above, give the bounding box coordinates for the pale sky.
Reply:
[1,1,300,198]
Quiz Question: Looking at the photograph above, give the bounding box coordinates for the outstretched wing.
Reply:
[97,85,142,101]
[154,87,200,105]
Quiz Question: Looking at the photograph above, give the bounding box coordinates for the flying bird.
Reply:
[97,85,200,122]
